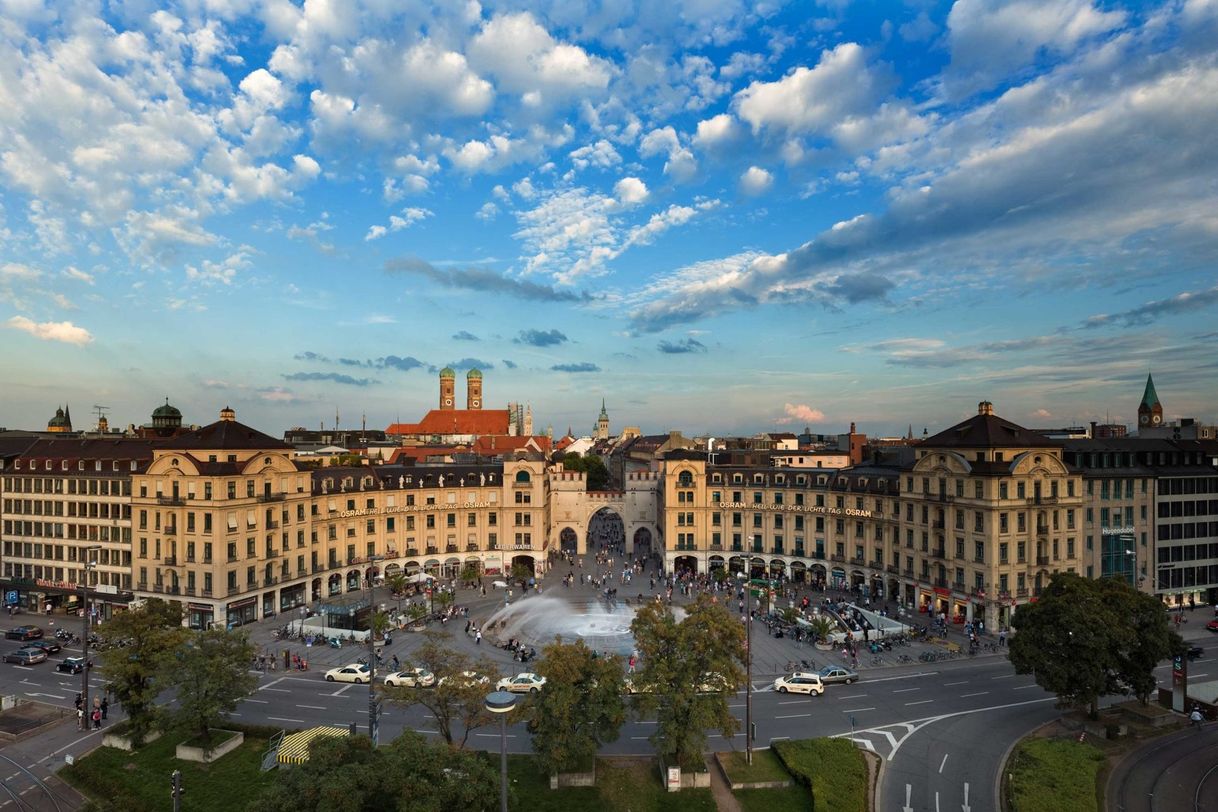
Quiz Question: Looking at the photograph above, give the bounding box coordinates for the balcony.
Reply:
[951,581,966,592]
[164,526,177,536]
[731,543,744,552]
[201,589,212,597]
[1029,496,1059,506]
[157,496,185,506]
[936,494,954,503]
[163,556,177,566]
[932,547,946,558]
[932,520,945,530]
[902,568,915,577]
[266,520,280,530]
[152,583,164,593]
[466,544,480,553]
[136,580,147,591]
[426,546,438,555]
[869,560,884,570]
[406,548,420,557]
[1036,525,1049,536]
[257,492,286,503]
[166,585,181,595]
[264,577,278,587]
[886,564,900,574]
[830,553,845,563]
[793,548,805,558]
[933,577,949,588]
[851,555,865,565]
[1016,587,1029,598]
[229,586,242,596]
[445,545,459,554]
[1036,556,1050,566]
[184,586,195,596]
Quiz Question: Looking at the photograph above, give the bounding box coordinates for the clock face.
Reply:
[444,398,452,406]
[1139,413,1149,425]
[1152,414,1161,425]
[471,400,480,408]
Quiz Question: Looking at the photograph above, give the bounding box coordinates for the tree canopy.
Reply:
[629,594,747,769]
[528,639,626,774]
[562,453,611,491]
[160,628,257,749]
[1009,572,1181,716]
[250,731,498,812]
[384,630,503,748]
[99,599,189,745]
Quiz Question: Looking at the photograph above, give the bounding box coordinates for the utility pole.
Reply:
[171,770,182,812]
[367,555,383,746]
[81,546,100,730]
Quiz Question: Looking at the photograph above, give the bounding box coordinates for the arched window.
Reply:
[515,470,531,484]
[677,470,693,487]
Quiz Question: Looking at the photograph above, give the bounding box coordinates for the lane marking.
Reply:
[939,753,949,773]
[905,699,934,706]
[1013,685,1040,690]
[838,694,867,699]
[776,713,811,719]
[943,681,968,687]
[990,675,1015,680]
[843,707,876,712]
[296,704,326,710]
[960,692,989,698]
[242,698,268,704]
[892,687,920,693]
[267,716,305,723]
[473,733,517,738]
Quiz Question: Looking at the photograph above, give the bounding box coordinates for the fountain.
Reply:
[483,594,671,655]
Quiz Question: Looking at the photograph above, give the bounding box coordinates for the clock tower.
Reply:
[439,367,456,409]
[1137,373,1162,429]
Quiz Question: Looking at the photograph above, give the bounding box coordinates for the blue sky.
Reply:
[2,0,1217,438]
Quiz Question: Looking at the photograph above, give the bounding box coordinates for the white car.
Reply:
[384,667,434,688]
[437,670,491,688]
[496,672,546,694]
[325,663,371,683]
[696,672,734,693]
[773,672,825,695]
[491,580,509,589]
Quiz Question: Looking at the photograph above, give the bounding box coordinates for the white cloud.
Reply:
[366,207,433,240]
[365,225,388,241]
[62,266,94,284]
[467,12,613,104]
[476,202,499,221]
[778,403,826,424]
[5,315,93,346]
[693,113,740,148]
[638,126,697,181]
[614,177,649,206]
[185,251,250,285]
[569,139,622,171]
[740,166,773,194]
[0,263,40,280]
[944,0,1126,98]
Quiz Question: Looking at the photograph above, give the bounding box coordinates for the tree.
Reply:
[511,561,533,584]
[528,639,626,774]
[160,628,257,750]
[630,594,747,769]
[386,574,408,611]
[99,599,189,746]
[1009,572,1180,717]
[459,562,481,586]
[561,452,611,491]
[384,630,502,748]
[250,730,498,812]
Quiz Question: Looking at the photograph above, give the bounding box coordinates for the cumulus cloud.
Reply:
[570,140,622,171]
[385,257,591,302]
[515,328,568,347]
[551,362,600,372]
[740,166,773,194]
[614,177,649,206]
[446,357,493,370]
[502,358,518,369]
[5,316,93,346]
[468,12,613,103]
[283,371,378,386]
[365,207,433,240]
[452,330,480,341]
[778,403,827,424]
[1082,285,1218,329]
[693,113,740,148]
[638,126,697,180]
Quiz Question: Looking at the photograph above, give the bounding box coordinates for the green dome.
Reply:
[466,368,482,379]
[47,407,69,427]
[439,366,456,378]
[152,399,181,418]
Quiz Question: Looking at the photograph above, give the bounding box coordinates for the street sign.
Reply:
[4,591,16,606]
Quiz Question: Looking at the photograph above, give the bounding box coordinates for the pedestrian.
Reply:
[475,630,482,645]
[999,628,1006,646]
[91,708,102,729]
[100,697,109,720]
[75,693,83,712]
[77,708,85,730]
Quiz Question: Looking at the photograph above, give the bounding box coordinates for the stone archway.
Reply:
[587,507,625,552]
[633,527,653,557]
[674,555,698,574]
[559,527,578,555]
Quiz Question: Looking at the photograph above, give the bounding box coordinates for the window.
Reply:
[999,482,1008,500]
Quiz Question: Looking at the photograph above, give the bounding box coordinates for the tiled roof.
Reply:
[16,437,161,462]
[170,420,290,450]
[387,409,510,436]
[922,414,1057,449]
[472,435,552,456]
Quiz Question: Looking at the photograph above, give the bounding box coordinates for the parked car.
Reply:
[5,626,43,641]
[325,663,371,683]
[496,672,546,694]
[774,672,826,695]
[56,656,87,674]
[819,665,860,685]
[1207,619,1218,633]
[436,670,490,688]
[384,668,434,688]
[622,676,655,695]
[26,639,60,655]
[1186,645,1204,661]
[696,672,734,693]
[4,648,47,665]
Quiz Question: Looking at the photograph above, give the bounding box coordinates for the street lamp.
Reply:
[485,690,517,812]
[735,571,753,765]
[81,545,101,730]
[366,555,383,746]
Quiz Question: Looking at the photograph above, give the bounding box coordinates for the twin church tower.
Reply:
[438,366,482,410]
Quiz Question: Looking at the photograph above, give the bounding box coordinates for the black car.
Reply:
[4,626,43,641]
[1187,645,1204,661]
[27,639,61,655]
[56,657,87,674]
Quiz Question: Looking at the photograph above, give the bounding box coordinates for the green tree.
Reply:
[384,630,502,748]
[249,730,498,812]
[561,452,611,491]
[459,562,481,586]
[511,561,533,584]
[1009,572,1180,717]
[99,599,189,746]
[159,628,257,750]
[528,639,626,774]
[630,594,747,769]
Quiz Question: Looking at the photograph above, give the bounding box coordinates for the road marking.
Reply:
[905,699,933,706]
[778,700,808,705]
[990,674,1015,680]
[939,753,949,773]
[473,733,516,738]
[329,684,354,697]
[262,687,290,693]
[960,691,989,698]
[776,713,811,719]
[892,687,919,693]
[1192,673,1209,679]
[242,698,268,704]
[943,681,968,687]
[860,671,938,683]
[838,694,867,699]
[23,692,64,700]
[296,704,326,710]
[267,716,305,723]
[1013,684,1040,690]
[771,736,790,741]
[843,707,876,713]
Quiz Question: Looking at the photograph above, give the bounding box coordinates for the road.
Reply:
[1108,723,1218,812]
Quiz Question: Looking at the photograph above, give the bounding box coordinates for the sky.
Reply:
[1,0,1217,439]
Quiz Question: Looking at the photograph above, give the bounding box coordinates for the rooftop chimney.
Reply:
[978,401,994,416]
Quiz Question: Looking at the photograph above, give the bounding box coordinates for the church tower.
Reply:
[1137,373,1163,430]
[439,367,455,409]
[466,368,482,409]
[595,399,610,440]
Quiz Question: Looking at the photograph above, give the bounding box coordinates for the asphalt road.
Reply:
[1108,723,1218,812]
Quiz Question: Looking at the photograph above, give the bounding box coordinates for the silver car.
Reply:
[818,665,860,685]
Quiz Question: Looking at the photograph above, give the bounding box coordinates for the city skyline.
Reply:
[2,0,1217,435]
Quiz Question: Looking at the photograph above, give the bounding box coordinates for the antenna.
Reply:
[93,404,110,423]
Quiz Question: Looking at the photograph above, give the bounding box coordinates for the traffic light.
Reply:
[171,769,183,807]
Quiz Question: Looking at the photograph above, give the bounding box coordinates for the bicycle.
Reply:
[870,655,884,666]
[897,654,913,664]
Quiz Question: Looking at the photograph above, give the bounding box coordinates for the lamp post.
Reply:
[735,571,752,765]
[366,555,383,746]
[485,690,517,812]
[80,545,101,730]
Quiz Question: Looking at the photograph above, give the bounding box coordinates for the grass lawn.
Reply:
[1008,738,1105,812]
[774,738,868,812]
[718,748,791,784]
[507,756,715,811]
[735,784,814,812]
[62,729,275,812]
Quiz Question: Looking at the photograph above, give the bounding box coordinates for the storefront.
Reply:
[1,578,132,623]
[226,596,257,628]
[279,583,307,612]
[188,601,214,630]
